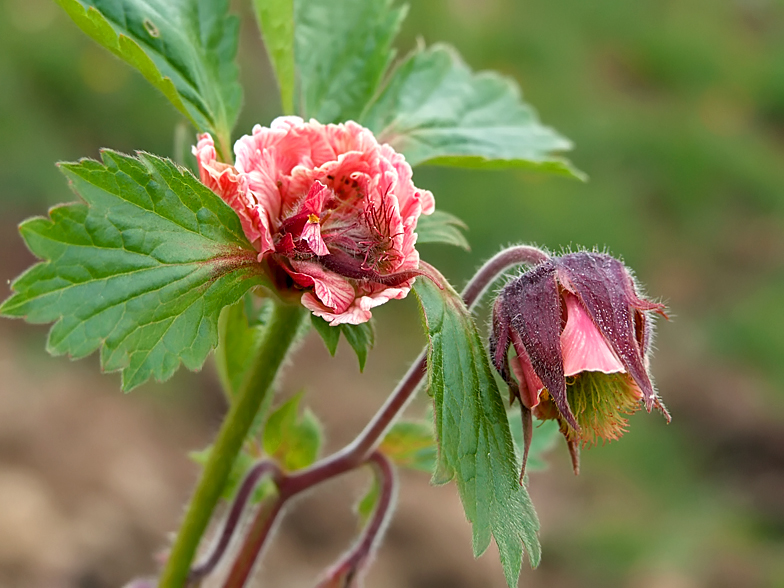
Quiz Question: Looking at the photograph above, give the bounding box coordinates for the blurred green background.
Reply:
[1,0,783,587]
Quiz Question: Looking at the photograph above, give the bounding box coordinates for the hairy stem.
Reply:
[222,495,284,587]
[190,461,283,581]
[317,452,397,585]
[159,302,307,588]
[460,245,549,306]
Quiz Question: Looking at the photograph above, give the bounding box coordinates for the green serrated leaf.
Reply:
[0,151,264,391]
[379,420,438,473]
[508,415,560,472]
[416,210,470,251]
[362,44,584,180]
[263,392,323,471]
[413,277,541,587]
[311,314,341,356]
[341,321,374,372]
[56,0,242,154]
[294,0,406,123]
[253,0,295,114]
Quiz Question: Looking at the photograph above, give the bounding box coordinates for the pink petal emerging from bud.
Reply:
[560,291,625,377]
[556,252,667,415]
[509,330,545,410]
[490,250,669,474]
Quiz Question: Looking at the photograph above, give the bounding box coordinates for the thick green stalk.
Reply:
[159,301,307,588]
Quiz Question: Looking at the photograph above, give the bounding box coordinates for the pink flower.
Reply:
[490,251,670,474]
[193,117,435,325]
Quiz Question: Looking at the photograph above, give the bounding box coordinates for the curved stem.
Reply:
[221,494,284,587]
[190,461,283,581]
[316,452,396,587]
[343,454,396,569]
[159,302,307,588]
[460,245,549,308]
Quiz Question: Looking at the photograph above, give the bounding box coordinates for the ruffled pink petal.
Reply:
[287,261,355,315]
[210,118,435,323]
[324,120,378,156]
[303,294,373,326]
[301,221,328,256]
[305,285,411,326]
[560,291,625,377]
[380,145,435,218]
[193,133,273,256]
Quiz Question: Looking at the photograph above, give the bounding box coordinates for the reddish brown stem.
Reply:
[221,497,284,587]
[316,452,396,586]
[189,461,282,581]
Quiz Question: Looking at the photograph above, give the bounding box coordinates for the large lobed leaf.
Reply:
[0,151,265,391]
[56,0,242,152]
[362,44,584,179]
[255,2,581,178]
[253,0,295,114]
[414,277,541,588]
[293,0,406,124]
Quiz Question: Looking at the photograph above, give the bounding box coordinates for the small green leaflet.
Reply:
[311,315,375,371]
[263,392,323,472]
[341,322,375,372]
[413,277,541,587]
[379,420,438,473]
[0,151,265,391]
[362,44,584,180]
[56,0,242,154]
[253,0,295,114]
[416,210,470,251]
[294,0,406,123]
[355,475,380,525]
[190,389,323,502]
[378,416,558,475]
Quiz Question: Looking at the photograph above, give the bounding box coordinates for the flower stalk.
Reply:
[158,302,307,588]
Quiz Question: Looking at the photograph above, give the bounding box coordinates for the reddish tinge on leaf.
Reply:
[490,251,669,475]
[194,117,435,325]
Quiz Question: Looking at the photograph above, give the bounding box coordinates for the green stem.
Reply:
[158,301,306,588]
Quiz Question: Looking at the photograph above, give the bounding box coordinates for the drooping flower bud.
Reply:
[193,117,435,325]
[490,251,669,475]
